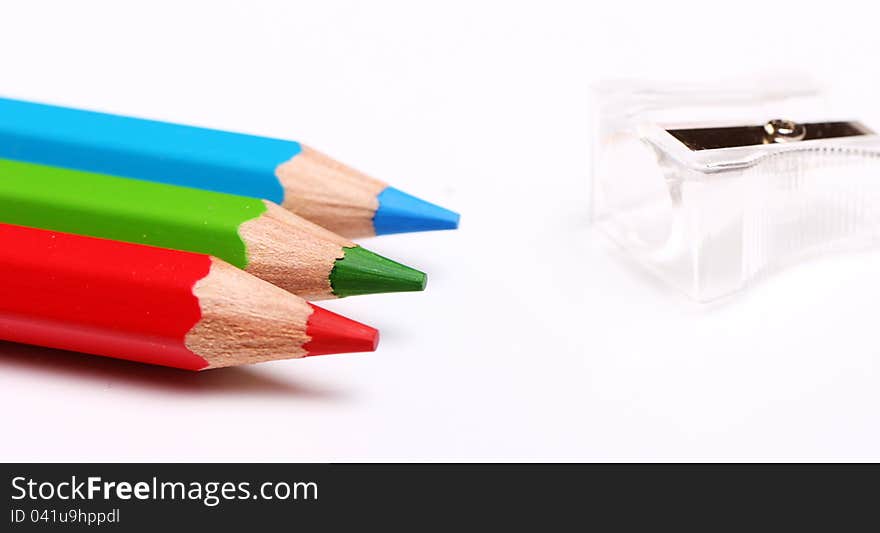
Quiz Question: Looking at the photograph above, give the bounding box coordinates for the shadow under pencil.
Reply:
[0,341,350,401]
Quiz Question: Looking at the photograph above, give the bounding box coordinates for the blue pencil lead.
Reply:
[373,187,460,235]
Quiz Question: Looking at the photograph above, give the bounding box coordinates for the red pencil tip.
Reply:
[303,304,379,356]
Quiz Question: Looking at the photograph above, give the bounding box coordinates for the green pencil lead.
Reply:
[330,246,427,297]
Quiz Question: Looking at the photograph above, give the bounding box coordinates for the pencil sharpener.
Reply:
[592,78,880,301]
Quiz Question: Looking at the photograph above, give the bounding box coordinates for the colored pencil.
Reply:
[0,158,426,300]
[0,96,460,238]
[0,223,379,370]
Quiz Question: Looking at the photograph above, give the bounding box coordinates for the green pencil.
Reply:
[0,158,426,300]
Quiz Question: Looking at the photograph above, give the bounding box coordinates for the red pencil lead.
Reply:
[304,304,380,356]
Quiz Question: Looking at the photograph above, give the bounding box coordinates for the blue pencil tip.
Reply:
[372,187,460,236]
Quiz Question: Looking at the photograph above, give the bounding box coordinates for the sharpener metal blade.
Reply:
[666,120,874,151]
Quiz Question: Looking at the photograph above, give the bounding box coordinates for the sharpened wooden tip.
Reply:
[277,146,386,238]
[238,200,351,300]
[185,258,378,368]
[239,201,425,300]
[278,146,460,237]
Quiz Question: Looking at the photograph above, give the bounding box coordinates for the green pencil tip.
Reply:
[330,246,427,297]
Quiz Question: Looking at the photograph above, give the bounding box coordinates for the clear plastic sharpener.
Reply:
[592,78,880,301]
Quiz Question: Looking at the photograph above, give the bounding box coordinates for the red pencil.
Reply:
[0,223,379,370]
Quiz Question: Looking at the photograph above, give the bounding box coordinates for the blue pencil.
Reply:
[0,97,459,238]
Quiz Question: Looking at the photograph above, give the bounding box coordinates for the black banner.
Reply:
[1,464,876,530]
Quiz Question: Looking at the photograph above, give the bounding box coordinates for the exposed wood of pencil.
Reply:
[238,200,355,300]
[185,258,314,368]
[276,145,388,237]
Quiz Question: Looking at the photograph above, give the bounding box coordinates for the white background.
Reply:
[0,0,879,460]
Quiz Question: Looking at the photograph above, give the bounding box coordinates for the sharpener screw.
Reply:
[764,119,806,143]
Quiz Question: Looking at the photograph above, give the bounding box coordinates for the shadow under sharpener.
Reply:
[592,80,880,302]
